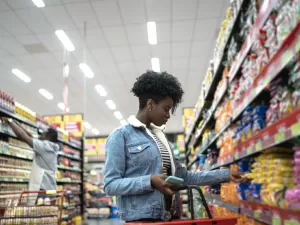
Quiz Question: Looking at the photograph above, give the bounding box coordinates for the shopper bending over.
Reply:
[1,118,59,192]
[104,71,242,222]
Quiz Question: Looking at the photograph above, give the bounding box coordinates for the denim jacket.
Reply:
[104,116,230,222]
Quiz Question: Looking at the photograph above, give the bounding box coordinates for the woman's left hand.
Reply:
[230,171,244,183]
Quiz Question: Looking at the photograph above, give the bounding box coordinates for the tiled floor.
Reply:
[87,219,124,225]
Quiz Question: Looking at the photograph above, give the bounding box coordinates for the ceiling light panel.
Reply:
[151,57,160,72]
[32,0,45,8]
[147,22,157,45]
[39,88,53,100]
[57,102,70,112]
[106,100,116,110]
[12,69,31,83]
[84,122,92,130]
[95,84,107,97]
[91,128,99,135]
[114,111,123,120]
[79,63,94,78]
[55,30,75,52]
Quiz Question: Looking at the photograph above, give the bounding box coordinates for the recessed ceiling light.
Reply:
[147,22,157,45]
[114,111,123,120]
[95,84,107,97]
[151,57,160,72]
[12,69,31,83]
[120,119,128,126]
[55,30,75,52]
[79,63,94,78]
[84,121,92,130]
[91,128,99,135]
[39,88,53,100]
[57,102,70,112]
[106,100,116,110]
[32,0,45,7]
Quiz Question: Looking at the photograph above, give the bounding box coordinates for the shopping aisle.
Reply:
[87,219,123,225]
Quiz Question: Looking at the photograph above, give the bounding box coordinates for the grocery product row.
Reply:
[184,0,300,224]
[0,90,85,224]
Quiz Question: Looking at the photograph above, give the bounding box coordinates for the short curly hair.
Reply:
[131,70,184,113]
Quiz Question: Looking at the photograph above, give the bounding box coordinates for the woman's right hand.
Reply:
[150,174,175,196]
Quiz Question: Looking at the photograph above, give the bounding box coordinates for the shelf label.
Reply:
[4,178,8,181]
[255,141,262,151]
[291,123,300,137]
[272,216,281,225]
[275,132,285,144]
[282,51,293,65]
[12,178,17,182]
[247,147,252,155]
[254,210,261,219]
[284,219,300,225]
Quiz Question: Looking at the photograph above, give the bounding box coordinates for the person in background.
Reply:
[104,70,243,222]
[1,117,59,192]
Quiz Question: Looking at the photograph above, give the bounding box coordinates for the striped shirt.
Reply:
[151,131,171,175]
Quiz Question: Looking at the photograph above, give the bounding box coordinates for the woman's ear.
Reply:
[147,99,153,112]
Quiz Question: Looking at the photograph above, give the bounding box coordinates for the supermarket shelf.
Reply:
[57,180,81,184]
[0,177,29,183]
[187,157,198,170]
[0,150,33,161]
[1,164,31,170]
[228,0,278,82]
[61,213,81,221]
[58,152,82,161]
[206,194,239,214]
[209,108,300,170]
[58,138,82,151]
[0,107,37,128]
[57,165,82,172]
[0,130,18,139]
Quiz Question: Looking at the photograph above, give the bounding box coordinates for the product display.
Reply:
[185,0,300,224]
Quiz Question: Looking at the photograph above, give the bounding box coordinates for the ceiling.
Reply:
[0,0,229,136]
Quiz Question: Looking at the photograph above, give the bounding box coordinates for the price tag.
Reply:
[296,41,300,52]
[291,123,300,137]
[272,216,281,225]
[282,51,293,65]
[275,132,285,144]
[254,210,261,219]
[247,147,252,155]
[12,178,17,182]
[4,178,8,181]
[284,219,300,225]
[256,141,262,151]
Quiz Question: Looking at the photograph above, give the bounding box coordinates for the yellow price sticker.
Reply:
[272,217,281,225]
[275,132,285,144]
[282,51,293,65]
[46,190,57,195]
[255,142,262,151]
[291,123,300,137]
[247,147,252,155]
[12,178,17,182]
[4,178,8,181]
[254,211,261,219]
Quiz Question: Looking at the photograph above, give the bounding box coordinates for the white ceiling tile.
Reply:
[172,0,198,20]
[102,26,128,46]
[43,0,62,5]
[65,2,98,29]
[0,0,9,11]
[111,46,133,63]
[191,40,212,57]
[172,42,190,58]
[118,62,136,75]
[146,0,171,22]
[156,22,171,43]
[134,61,150,74]
[17,55,45,71]
[62,0,88,3]
[83,28,108,49]
[0,37,28,56]
[125,24,148,46]
[0,48,11,57]
[36,33,64,52]
[189,57,206,73]
[5,0,34,9]
[198,0,228,19]
[194,19,219,41]
[99,63,119,74]
[160,59,171,72]
[130,45,150,61]
[43,5,77,30]
[91,48,115,66]
[152,43,171,59]
[16,8,54,33]
[33,53,61,69]
[0,11,32,36]
[16,35,40,45]
[118,0,146,25]
[92,0,122,26]
[0,25,11,38]
[172,20,194,42]
[172,58,189,71]
[0,55,23,68]
[64,30,84,50]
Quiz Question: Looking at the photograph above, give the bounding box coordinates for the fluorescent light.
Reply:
[32,0,45,7]
[106,100,116,110]
[91,128,99,135]
[57,102,70,112]
[55,30,75,52]
[95,85,107,97]
[147,22,157,45]
[114,111,123,120]
[63,64,69,78]
[120,119,128,126]
[39,88,53,100]
[12,69,31,83]
[151,57,160,72]
[84,122,92,130]
[79,63,94,78]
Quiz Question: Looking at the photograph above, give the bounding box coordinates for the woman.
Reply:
[104,71,241,222]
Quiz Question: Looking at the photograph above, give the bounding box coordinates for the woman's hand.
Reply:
[230,171,250,183]
[150,174,175,196]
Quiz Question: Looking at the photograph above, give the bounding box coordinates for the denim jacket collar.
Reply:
[127,115,166,131]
